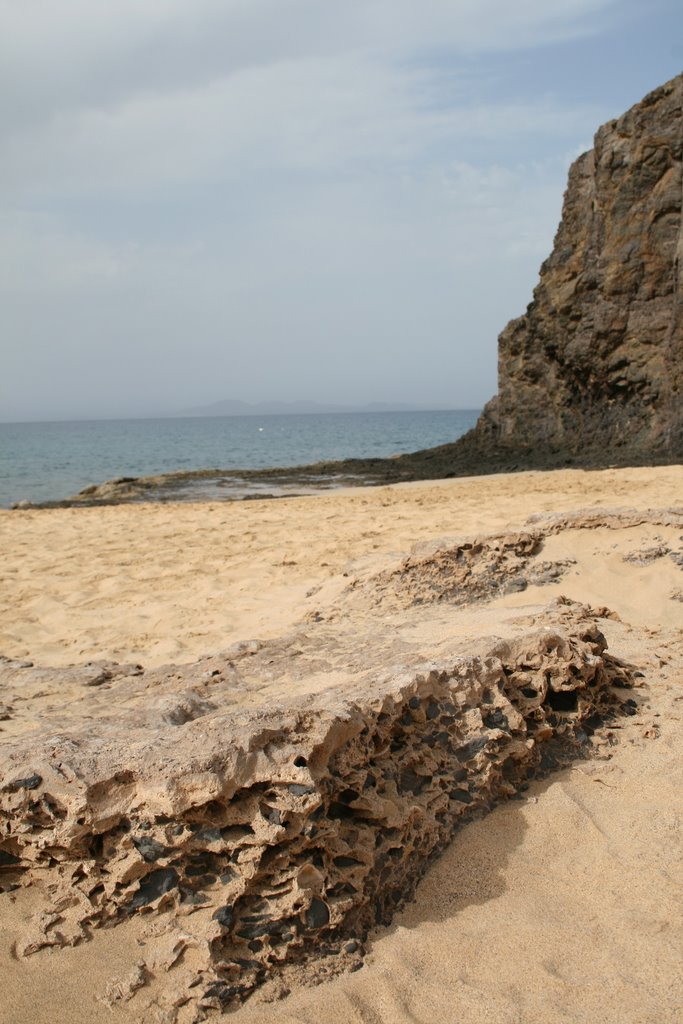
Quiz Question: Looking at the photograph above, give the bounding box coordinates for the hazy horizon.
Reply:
[2,1,681,422]
[1,397,483,426]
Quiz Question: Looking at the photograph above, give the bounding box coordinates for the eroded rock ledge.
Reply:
[1,603,636,1019]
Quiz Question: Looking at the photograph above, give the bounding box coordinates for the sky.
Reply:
[1,0,681,422]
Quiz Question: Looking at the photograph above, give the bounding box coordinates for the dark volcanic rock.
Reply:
[458,73,683,469]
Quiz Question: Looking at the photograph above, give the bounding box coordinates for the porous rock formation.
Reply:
[4,508,680,1018]
[465,73,683,467]
[1,616,636,1017]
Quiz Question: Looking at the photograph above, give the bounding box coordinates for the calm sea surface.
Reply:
[0,409,480,508]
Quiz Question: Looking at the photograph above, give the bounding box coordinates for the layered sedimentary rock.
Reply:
[466,73,683,466]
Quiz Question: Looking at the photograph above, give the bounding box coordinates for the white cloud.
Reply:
[2,49,603,201]
[0,0,610,201]
[0,0,618,136]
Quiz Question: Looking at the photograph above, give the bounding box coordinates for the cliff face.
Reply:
[472,73,682,465]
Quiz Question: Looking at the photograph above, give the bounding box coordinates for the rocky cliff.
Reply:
[466,73,682,467]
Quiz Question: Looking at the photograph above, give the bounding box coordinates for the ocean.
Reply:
[0,409,480,508]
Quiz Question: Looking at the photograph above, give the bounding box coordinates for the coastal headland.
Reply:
[16,74,681,511]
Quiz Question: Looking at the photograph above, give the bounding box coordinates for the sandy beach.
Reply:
[1,465,682,1024]
[2,465,682,669]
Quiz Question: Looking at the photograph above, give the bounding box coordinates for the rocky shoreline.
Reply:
[13,73,683,512]
[11,438,683,510]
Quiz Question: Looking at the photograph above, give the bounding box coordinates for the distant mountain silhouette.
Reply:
[177,399,454,417]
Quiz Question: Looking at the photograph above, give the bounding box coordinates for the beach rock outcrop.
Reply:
[460,73,683,468]
[0,606,635,1017]
[4,506,680,1017]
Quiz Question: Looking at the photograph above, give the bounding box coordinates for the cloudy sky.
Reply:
[1,0,681,421]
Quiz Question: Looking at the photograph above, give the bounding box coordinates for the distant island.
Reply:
[176,399,461,418]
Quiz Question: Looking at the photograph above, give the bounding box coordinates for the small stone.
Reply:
[333,855,362,868]
[131,836,168,862]
[305,898,330,929]
[4,774,42,793]
[287,784,316,797]
[456,737,488,762]
[449,788,473,804]
[483,708,509,730]
[128,868,179,909]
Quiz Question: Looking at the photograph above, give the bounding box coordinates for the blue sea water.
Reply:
[0,409,480,508]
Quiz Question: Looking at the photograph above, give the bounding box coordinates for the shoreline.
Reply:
[0,408,481,510]
[9,440,683,509]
